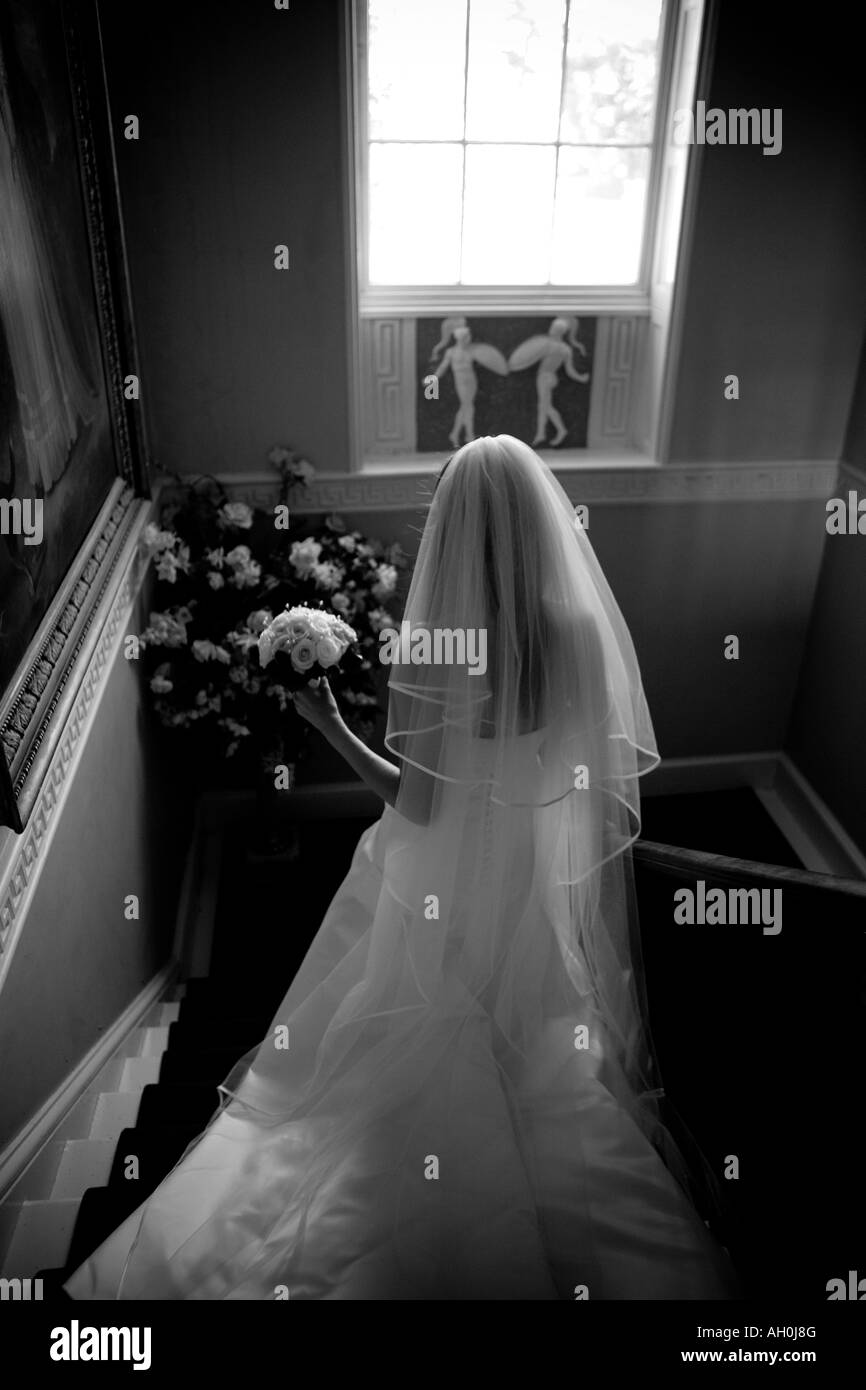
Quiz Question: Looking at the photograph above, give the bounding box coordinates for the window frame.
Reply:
[351,0,679,316]
[341,0,716,471]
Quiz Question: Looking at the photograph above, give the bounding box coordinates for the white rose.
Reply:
[219,502,254,529]
[316,636,341,668]
[372,563,398,598]
[207,572,225,589]
[150,674,173,694]
[291,637,318,672]
[289,539,322,575]
[246,609,272,635]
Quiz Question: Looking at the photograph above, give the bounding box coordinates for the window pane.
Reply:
[551,146,648,283]
[369,144,464,284]
[461,144,556,283]
[465,0,566,143]
[560,0,662,145]
[368,0,468,140]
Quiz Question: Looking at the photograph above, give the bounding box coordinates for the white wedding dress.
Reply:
[65,729,734,1301]
[66,436,736,1300]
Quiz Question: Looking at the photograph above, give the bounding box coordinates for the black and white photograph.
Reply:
[0,0,864,1358]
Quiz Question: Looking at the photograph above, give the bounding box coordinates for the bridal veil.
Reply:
[93,434,729,1300]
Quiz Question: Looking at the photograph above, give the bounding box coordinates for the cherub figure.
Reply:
[428,318,508,448]
[508,317,590,447]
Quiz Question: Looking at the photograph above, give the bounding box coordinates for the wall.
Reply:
[331,490,828,760]
[787,338,866,854]
[0,579,191,1151]
[101,1,866,478]
[668,4,866,461]
[100,0,350,478]
[98,4,864,785]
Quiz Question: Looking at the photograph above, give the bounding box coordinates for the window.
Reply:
[347,0,709,466]
[360,0,665,301]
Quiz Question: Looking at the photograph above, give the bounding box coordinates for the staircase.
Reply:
[0,977,275,1298]
[1,820,862,1301]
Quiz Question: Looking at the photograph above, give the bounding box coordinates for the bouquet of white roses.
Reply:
[258,605,358,685]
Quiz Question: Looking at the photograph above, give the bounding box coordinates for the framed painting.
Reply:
[0,0,149,831]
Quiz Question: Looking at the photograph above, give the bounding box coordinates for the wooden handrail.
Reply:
[633,839,866,898]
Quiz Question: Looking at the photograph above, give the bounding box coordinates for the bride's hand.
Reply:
[291,677,342,735]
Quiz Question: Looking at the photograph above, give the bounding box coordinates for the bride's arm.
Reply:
[291,678,400,808]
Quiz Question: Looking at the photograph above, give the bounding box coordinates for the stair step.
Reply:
[50,1140,115,1201]
[106,1125,198,1193]
[159,1048,244,1085]
[135,1082,220,1132]
[1,1199,78,1278]
[119,1056,163,1091]
[89,1091,141,1139]
[168,1019,264,1051]
[139,1000,181,1029]
[66,1186,144,1273]
[136,1024,171,1056]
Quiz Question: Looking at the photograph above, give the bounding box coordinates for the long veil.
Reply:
[108,435,723,1299]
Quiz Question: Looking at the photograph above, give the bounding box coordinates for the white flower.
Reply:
[311,561,343,591]
[331,592,352,614]
[336,535,356,552]
[246,609,272,635]
[221,544,261,587]
[150,674,173,694]
[192,640,215,662]
[207,571,225,590]
[156,552,179,583]
[141,611,188,648]
[141,523,177,556]
[368,606,393,634]
[290,637,318,672]
[372,563,398,599]
[316,636,341,668]
[295,460,315,485]
[268,445,292,466]
[219,501,254,530]
[205,547,225,569]
[289,538,322,576]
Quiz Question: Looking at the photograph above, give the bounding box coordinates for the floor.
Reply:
[640,788,804,868]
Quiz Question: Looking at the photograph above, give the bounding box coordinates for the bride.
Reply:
[65,435,736,1300]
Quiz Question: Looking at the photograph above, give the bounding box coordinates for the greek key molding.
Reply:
[211,459,839,515]
[0,501,151,989]
[361,317,417,455]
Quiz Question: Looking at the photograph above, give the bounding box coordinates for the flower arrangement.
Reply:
[136,449,405,775]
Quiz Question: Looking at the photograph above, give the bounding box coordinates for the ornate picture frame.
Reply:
[0,0,149,832]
